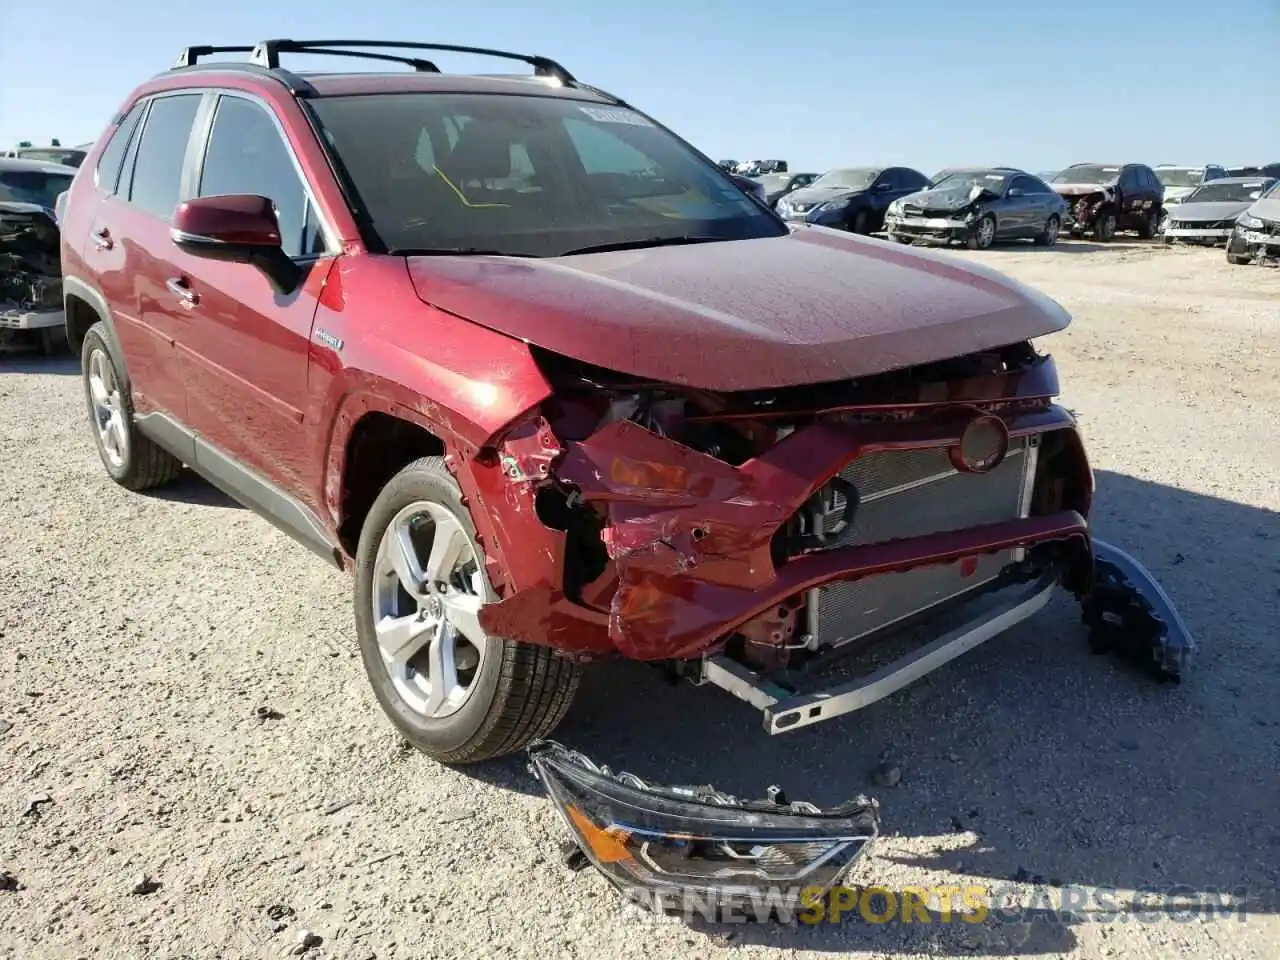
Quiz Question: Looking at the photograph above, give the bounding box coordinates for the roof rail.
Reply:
[173,45,256,68]
[247,39,577,84]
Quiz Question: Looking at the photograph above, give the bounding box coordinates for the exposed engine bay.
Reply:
[1054,185,1115,234]
[0,203,64,351]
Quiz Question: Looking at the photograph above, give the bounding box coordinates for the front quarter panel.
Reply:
[309,253,554,530]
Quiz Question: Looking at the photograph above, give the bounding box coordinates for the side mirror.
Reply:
[171,194,301,295]
[1008,188,1025,198]
[875,182,893,191]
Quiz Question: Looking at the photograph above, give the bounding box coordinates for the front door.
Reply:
[174,92,338,509]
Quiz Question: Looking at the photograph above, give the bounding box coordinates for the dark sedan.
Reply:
[753,171,819,208]
[884,168,1069,249]
[774,166,931,234]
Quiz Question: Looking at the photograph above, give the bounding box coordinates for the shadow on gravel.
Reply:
[502,468,1279,954]
[144,473,245,509]
[0,354,80,375]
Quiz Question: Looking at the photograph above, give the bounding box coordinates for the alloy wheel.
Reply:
[977,216,995,249]
[370,501,490,719]
[87,347,129,469]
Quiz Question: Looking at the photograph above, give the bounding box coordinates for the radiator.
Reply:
[807,435,1039,649]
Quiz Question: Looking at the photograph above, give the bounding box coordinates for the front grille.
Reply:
[808,436,1038,648]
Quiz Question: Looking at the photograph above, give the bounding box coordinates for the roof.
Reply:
[0,156,80,175]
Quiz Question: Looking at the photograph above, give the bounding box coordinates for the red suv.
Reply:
[59,40,1192,769]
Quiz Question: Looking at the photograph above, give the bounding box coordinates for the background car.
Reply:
[0,157,77,353]
[1226,178,1280,264]
[1050,163,1164,241]
[753,171,819,208]
[885,168,1068,249]
[7,144,91,169]
[1162,177,1275,246]
[775,166,931,233]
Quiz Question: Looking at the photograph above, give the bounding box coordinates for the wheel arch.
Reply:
[62,275,118,364]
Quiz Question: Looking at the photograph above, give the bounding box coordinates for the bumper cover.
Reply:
[0,307,64,331]
[885,214,971,242]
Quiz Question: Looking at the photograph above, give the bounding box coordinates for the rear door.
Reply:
[174,91,337,507]
[83,93,204,423]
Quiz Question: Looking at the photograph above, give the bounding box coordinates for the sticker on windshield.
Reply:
[578,106,654,127]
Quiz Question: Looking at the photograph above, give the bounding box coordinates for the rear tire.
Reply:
[1034,215,1060,247]
[81,323,184,492]
[353,456,580,764]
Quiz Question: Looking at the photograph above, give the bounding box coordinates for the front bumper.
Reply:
[1163,226,1234,241]
[0,307,64,331]
[884,213,972,243]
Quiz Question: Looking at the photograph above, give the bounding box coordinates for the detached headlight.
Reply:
[887,200,903,216]
[1238,214,1263,229]
[529,741,879,914]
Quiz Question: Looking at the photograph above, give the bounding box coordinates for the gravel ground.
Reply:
[2,240,1278,960]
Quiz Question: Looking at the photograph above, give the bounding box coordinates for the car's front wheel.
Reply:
[1137,209,1160,240]
[1092,209,1117,242]
[81,322,184,491]
[850,209,870,234]
[353,456,580,764]
[966,215,996,250]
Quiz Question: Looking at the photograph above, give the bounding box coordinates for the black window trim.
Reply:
[184,88,339,258]
[93,101,147,195]
[115,90,207,220]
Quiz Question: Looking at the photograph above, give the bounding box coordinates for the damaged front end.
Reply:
[466,338,1195,734]
[0,202,65,351]
[528,740,879,916]
[1054,185,1114,235]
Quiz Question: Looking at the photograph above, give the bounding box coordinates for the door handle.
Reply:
[91,227,113,251]
[165,277,199,308]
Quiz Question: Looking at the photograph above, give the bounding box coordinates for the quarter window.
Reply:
[95,102,146,195]
[198,95,312,257]
[128,94,202,220]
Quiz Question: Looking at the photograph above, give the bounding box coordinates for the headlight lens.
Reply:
[1238,214,1263,229]
[820,196,851,212]
[529,741,879,911]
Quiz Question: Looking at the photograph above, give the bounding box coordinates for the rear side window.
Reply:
[128,94,202,220]
[95,103,146,194]
[197,95,311,257]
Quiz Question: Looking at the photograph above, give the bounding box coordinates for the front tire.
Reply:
[1137,209,1160,240]
[353,456,580,764]
[1227,252,1251,265]
[1092,209,1117,242]
[850,209,870,235]
[966,215,996,250]
[81,323,183,491]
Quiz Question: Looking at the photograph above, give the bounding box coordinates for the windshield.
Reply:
[1185,180,1274,203]
[0,169,74,209]
[1052,165,1120,186]
[1155,168,1204,188]
[1264,180,1280,199]
[930,171,1009,194]
[812,167,880,190]
[309,93,784,257]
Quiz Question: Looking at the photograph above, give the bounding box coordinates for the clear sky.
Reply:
[1,0,1276,174]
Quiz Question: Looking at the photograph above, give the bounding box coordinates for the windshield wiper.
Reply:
[556,235,726,256]
[387,247,536,257]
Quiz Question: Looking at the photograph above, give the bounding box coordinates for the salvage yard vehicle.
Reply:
[0,157,76,354]
[1051,163,1164,241]
[776,165,931,233]
[1162,177,1275,246]
[884,168,1068,249]
[5,145,92,169]
[753,170,819,208]
[1226,178,1280,265]
[58,38,1196,911]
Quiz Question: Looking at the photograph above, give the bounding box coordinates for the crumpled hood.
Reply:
[780,184,863,209]
[900,185,982,211]
[1244,198,1280,223]
[1052,183,1114,198]
[1167,200,1252,222]
[405,227,1071,392]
